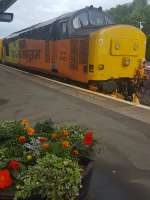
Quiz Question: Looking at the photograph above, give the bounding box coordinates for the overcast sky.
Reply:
[0,0,132,37]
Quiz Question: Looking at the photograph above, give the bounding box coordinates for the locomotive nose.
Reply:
[88,25,146,81]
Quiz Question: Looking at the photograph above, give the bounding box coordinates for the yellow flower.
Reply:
[26,155,33,161]
[62,140,70,149]
[27,128,35,136]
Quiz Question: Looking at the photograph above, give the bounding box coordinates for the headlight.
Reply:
[122,57,130,66]
[98,64,104,70]
[115,43,120,50]
[89,64,94,72]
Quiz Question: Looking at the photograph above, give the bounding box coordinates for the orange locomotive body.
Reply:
[5,37,89,83]
[3,6,146,97]
[3,6,112,84]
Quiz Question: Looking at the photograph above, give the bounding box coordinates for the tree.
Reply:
[133,0,147,8]
[107,0,150,34]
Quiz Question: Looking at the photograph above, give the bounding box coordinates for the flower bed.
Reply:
[0,119,96,200]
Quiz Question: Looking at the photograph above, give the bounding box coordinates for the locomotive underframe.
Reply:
[88,78,140,100]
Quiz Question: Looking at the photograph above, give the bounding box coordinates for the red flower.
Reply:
[0,169,13,189]
[8,160,20,170]
[83,131,93,145]
[39,137,48,143]
[71,150,79,157]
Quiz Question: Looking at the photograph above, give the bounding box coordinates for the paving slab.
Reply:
[0,64,150,200]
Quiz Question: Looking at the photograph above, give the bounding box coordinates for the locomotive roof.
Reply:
[31,10,75,29]
[6,8,80,39]
[6,6,105,39]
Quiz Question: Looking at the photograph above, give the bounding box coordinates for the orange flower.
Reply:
[21,118,29,128]
[39,137,48,143]
[41,143,49,151]
[0,169,13,189]
[18,136,26,143]
[63,130,70,137]
[62,140,70,148]
[71,150,79,157]
[51,133,58,140]
[27,128,35,136]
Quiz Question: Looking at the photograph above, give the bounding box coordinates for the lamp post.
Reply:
[139,21,144,30]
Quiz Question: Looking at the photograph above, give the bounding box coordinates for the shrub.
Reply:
[0,119,97,200]
[0,121,22,143]
[14,154,81,200]
[146,35,150,61]
[34,119,55,133]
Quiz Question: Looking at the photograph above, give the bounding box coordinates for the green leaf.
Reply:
[0,160,8,169]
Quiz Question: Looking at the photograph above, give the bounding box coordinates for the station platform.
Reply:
[0,64,150,200]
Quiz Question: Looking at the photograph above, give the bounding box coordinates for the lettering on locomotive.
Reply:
[19,49,41,62]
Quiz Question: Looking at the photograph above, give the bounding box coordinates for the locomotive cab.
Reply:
[68,7,146,95]
[88,25,146,93]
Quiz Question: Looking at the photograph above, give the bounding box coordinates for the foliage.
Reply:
[14,154,81,200]
[146,35,150,60]
[107,0,150,34]
[34,118,55,133]
[0,119,97,200]
[0,121,22,143]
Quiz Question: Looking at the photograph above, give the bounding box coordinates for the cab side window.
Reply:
[62,23,67,33]
[5,43,9,56]
[56,21,68,39]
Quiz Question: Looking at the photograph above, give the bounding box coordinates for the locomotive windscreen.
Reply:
[72,8,114,30]
[73,12,89,29]
[88,9,105,26]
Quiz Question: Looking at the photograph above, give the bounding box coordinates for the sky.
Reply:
[0,0,133,37]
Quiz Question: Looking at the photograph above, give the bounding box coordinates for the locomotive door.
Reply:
[70,38,88,83]
[53,20,70,76]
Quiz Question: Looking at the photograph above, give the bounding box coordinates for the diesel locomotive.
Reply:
[0,6,146,95]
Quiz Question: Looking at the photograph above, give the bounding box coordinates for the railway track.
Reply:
[1,63,150,111]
